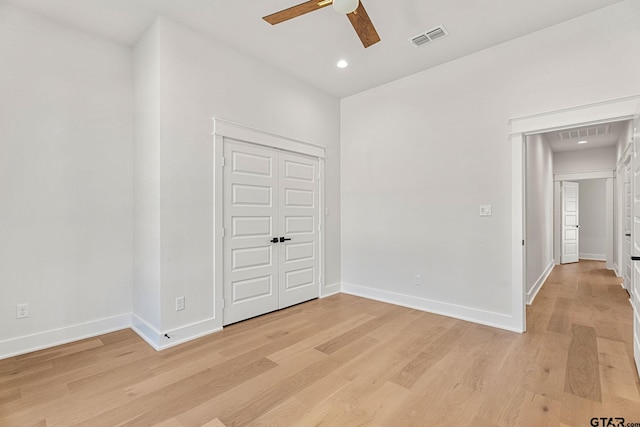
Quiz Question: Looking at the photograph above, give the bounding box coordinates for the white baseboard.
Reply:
[341,283,521,333]
[527,260,555,305]
[635,325,640,378]
[0,313,131,360]
[321,282,341,298]
[579,253,606,261]
[131,314,162,349]
[131,314,222,351]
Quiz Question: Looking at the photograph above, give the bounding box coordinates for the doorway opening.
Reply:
[509,94,640,333]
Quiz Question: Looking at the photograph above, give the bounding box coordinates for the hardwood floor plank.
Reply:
[515,391,562,426]
[524,332,570,400]
[0,387,21,406]
[313,305,403,355]
[174,349,332,427]
[245,397,308,427]
[218,336,379,426]
[547,297,573,335]
[390,322,468,389]
[75,357,279,427]
[266,313,374,363]
[597,337,640,403]
[561,391,603,426]
[564,324,602,402]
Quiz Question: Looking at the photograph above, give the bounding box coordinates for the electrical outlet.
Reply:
[17,303,29,319]
[175,296,185,311]
[479,205,492,216]
[415,274,422,286]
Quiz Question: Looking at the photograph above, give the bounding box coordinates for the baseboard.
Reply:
[131,314,162,349]
[131,314,222,351]
[614,263,621,278]
[341,283,521,333]
[321,282,341,298]
[579,253,606,261]
[634,328,640,379]
[0,313,131,360]
[527,260,555,305]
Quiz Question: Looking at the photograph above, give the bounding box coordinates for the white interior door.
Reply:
[561,181,580,264]
[278,152,320,308]
[631,109,640,378]
[223,141,320,325]
[223,141,279,325]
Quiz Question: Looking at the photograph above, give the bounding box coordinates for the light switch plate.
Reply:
[480,205,492,216]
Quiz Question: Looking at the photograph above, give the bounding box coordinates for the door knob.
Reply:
[279,237,292,243]
[575,225,580,228]
[270,238,279,244]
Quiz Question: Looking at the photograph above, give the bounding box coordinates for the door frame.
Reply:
[213,118,327,325]
[510,94,640,333]
[617,149,632,284]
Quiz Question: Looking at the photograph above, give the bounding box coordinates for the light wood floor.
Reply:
[1,260,639,426]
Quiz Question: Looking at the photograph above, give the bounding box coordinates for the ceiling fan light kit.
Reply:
[333,0,359,14]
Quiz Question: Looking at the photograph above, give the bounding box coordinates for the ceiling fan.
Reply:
[263,0,380,48]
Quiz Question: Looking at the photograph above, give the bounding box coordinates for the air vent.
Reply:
[409,25,448,47]
[559,124,610,140]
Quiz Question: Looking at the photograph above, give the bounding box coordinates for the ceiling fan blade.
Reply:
[263,0,332,25]
[346,2,380,48]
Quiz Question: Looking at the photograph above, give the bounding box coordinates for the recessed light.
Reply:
[336,59,348,69]
[578,140,588,144]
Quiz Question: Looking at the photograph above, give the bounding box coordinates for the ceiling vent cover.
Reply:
[410,25,448,47]
[559,124,610,140]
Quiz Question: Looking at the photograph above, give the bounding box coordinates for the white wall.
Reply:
[577,179,607,260]
[554,146,617,175]
[525,134,554,303]
[133,17,341,347]
[133,20,162,335]
[0,3,133,357]
[341,0,640,330]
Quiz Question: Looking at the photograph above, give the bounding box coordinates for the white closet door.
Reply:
[223,141,320,325]
[278,151,320,309]
[223,141,279,325]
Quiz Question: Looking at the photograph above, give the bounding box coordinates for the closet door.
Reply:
[278,152,320,308]
[223,141,320,325]
[223,141,279,325]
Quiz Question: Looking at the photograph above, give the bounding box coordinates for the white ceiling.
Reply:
[2,0,625,98]
[543,120,628,152]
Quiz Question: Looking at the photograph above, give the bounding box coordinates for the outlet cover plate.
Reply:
[479,205,492,216]
[17,303,29,319]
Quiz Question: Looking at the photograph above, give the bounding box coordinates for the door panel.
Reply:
[285,242,314,262]
[285,216,315,234]
[278,152,320,308]
[561,181,580,264]
[223,141,279,325]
